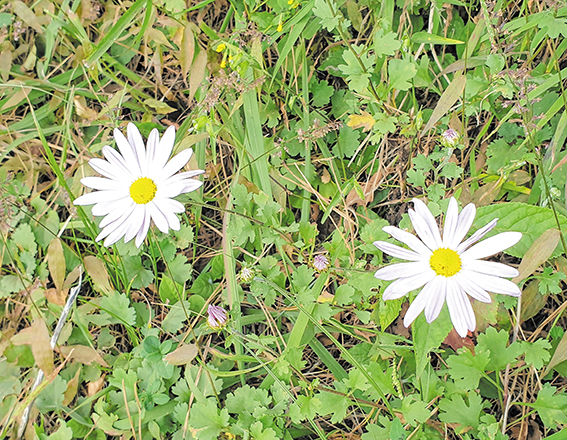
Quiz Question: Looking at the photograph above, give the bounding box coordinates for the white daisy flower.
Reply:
[74,123,204,248]
[373,197,522,337]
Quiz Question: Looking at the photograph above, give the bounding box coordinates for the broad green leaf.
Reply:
[530,384,567,428]
[522,339,551,370]
[388,58,417,91]
[413,310,452,377]
[446,348,490,390]
[187,398,229,439]
[410,31,464,45]
[476,327,523,371]
[99,291,136,326]
[474,203,567,258]
[439,391,487,433]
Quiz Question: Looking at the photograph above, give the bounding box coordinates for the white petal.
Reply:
[127,123,147,174]
[454,272,492,303]
[99,200,135,228]
[383,226,432,257]
[155,149,193,182]
[461,259,519,279]
[463,271,521,297]
[123,205,145,243]
[147,202,169,233]
[374,261,431,281]
[412,198,443,248]
[73,189,126,206]
[146,129,160,170]
[154,198,181,231]
[451,203,476,248]
[103,221,131,247]
[80,176,123,191]
[90,155,130,182]
[157,182,186,199]
[408,209,438,251]
[446,279,476,337]
[114,127,142,175]
[154,125,176,170]
[424,276,447,322]
[154,197,185,214]
[456,219,498,253]
[382,269,436,300]
[101,146,134,180]
[460,232,522,261]
[182,179,204,194]
[168,170,205,181]
[403,276,445,327]
[135,211,151,248]
[91,197,132,216]
[442,197,459,248]
[374,241,423,261]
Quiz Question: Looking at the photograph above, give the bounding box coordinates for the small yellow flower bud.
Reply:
[216,43,226,52]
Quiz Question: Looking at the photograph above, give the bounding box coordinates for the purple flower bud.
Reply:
[441,128,460,147]
[207,304,228,329]
[313,254,330,272]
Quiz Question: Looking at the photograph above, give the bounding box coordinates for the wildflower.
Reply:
[373,197,522,337]
[216,43,226,52]
[313,254,330,272]
[441,128,460,148]
[238,267,255,283]
[207,304,228,330]
[74,123,204,248]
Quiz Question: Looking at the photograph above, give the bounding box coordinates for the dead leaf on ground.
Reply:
[11,319,54,375]
[346,111,375,132]
[87,375,106,396]
[60,345,109,367]
[346,170,384,207]
[63,367,81,406]
[164,344,198,365]
[44,287,68,306]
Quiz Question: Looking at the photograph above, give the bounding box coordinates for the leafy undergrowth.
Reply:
[1,0,567,438]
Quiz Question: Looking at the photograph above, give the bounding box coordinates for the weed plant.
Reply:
[1,0,567,438]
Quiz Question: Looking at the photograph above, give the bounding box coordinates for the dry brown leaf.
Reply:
[189,48,207,103]
[87,375,106,397]
[84,255,111,293]
[513,229,560,283]
[345,170,384,207]
[181,23,196,85]
[12,319,54,375]
[44,287,68,306]
[60,345,109,367]
[544,331,567,376]
[63,367,81,406]
[520,280,547,322]
[164,344,198,365]
[47,238,66,292]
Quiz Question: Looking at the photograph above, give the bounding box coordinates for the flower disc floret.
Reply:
[373,197,522,337]
[429,248,461,277]
[74,123,205,248]
[130,177,157,204]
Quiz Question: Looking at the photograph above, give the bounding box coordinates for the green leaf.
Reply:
[374,29,401,57]
[41,420,74,440]
[316,388,351,424]
[530,384,567,429]
[413,310,453,377]
[473,203,567,258]
[476,327,523,371]
[388,58,417,91]
[379,297,403,330]
[400,396,431,426]
[439,162,463,179]
[311,79,335,107]
[123,255,154,289]
[332,125,360,159]
[338,46,373,93]
[439,391,487,433]
[410,31,464,45]
[249,421,278,440]
[99,291,137,326]
[226,385,271,415]
[522,339,551,370]
[187,398,230,439]
[291,265,314,290]
[446,348,490,390]
[536,267,566,295]
[334,284,355,305]
[290,395,322,423]
[313,0,340,32]
[36,376,67,412]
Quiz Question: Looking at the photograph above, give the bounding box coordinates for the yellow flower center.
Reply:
[129,177,157,204]
[429,248,461,277]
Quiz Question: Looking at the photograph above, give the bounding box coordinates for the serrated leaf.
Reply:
[187,398,229,439]
[388,58,417,91]
[476,327,523,371]
[374,29,401,57]
[439,391,487,433]
[446,348,490,390]
[530,384,567,428]
[474,203,567,258]
[522,339,551,370]
[99,291,136,326]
